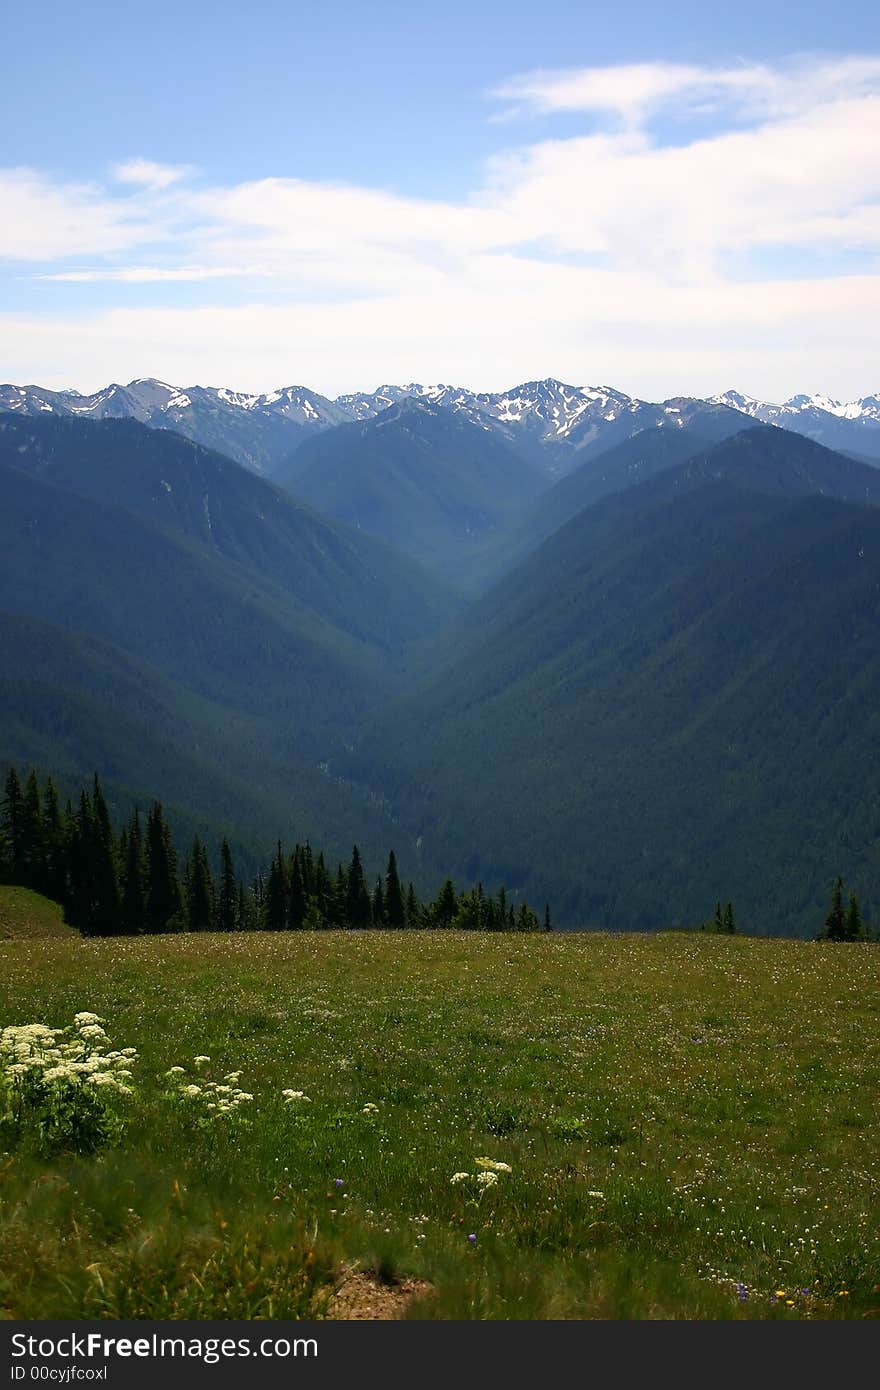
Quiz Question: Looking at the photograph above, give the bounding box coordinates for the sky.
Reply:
[2,0,879,402]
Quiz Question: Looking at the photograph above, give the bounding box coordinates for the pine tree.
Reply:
[405,881,421,928]
[90,776,121,935]
[723,902,736,935]
[372,875,386,926]
[120,811,146,935]
[385,850,405,928]
[66,789,95,931]
[218,838,237,932]
[146,802,181,933]
[288,849,307,930]
[334,864,348,926]
[844,892,866,942]
[544,903,553,933]
[237,882,251,931]
[0,766,25,884]
[713,901,724,934]
[42,776,66,902]
[821,876,847,941]
[346,846,372,928]
[185,836,214,931]
[434,878,458,928]
[265,841,288,930]
[21,770,44,891]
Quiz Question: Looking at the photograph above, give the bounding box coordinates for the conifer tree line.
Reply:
[816,876,870,941]
[0,766,549,936]
[700,901,738,934]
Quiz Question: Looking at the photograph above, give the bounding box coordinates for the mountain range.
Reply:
[2,375,878,478]
[2,384,880,936]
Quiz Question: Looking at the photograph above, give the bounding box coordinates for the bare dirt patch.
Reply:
[327,1270,434,1320]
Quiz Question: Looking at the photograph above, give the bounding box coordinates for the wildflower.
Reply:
[450,1172,471,1185]
[467,1233,477,1243]
[73,1013,104,1027]
[193,1056,210,1067]
[362,1102,380,1114]
[476,1171,498,1189]
[165,1067,186,1077]
[182,1085,202,1097]
[587,1191,605,1199]
[334,1178,345,1187]
[282,1089,311,1102]
[474,1157,512,1173]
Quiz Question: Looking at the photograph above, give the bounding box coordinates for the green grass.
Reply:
[1,930,879,1319]
[0,886,75,941]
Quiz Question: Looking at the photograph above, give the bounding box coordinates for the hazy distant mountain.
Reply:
[0,414,457,655]
[346,427,880,936]
[275,396,546,579]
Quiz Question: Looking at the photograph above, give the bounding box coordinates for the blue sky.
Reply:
[2,0,879,399]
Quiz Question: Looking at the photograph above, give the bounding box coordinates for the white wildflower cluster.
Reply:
[281,1089,312,1104]
[361,1101,379,1115]
[0,1013,137,1110]
[450,1157,513,1201]
[0,1013,137,1153]
[164,1059,253,1120]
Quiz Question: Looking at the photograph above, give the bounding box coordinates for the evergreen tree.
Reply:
[89,776,121,935]
[0,766,25,884]
[346,845,372,928]
[237,882,252,931]
[713,901,724,933]
[372,875,386,926]
[120,811,146,935]
[67,789,101,932]
[723,902,736,935]
[265,841,288,930]
[288,849,307,929]
[405,881,421,928]
[496,885,508,925]
[185,836,214,931]
[21,770,44,891]
[434,877,458,928]
[334,864,348,926]
[821,876,847,941]
[218,838,238,932]
[314,852,332,925]
[844,892,866,942]
[384,850,405,928]
[146,802,181,933]
[544,903,553,933]
[42,776,67,902]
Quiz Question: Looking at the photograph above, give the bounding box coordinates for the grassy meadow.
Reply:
[1,926,879,1320]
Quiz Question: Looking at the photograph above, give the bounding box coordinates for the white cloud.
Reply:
[1,53,879,399]
[492,55,880,126]
[113,158,191,190]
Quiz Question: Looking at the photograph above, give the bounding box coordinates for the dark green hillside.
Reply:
[275,398,546,579]
[466,426,712,586]
[667,424,880,505]
[0,612,424,882]
[0,462,392,737]
[0,414,457,654]
[348,431,880,935]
